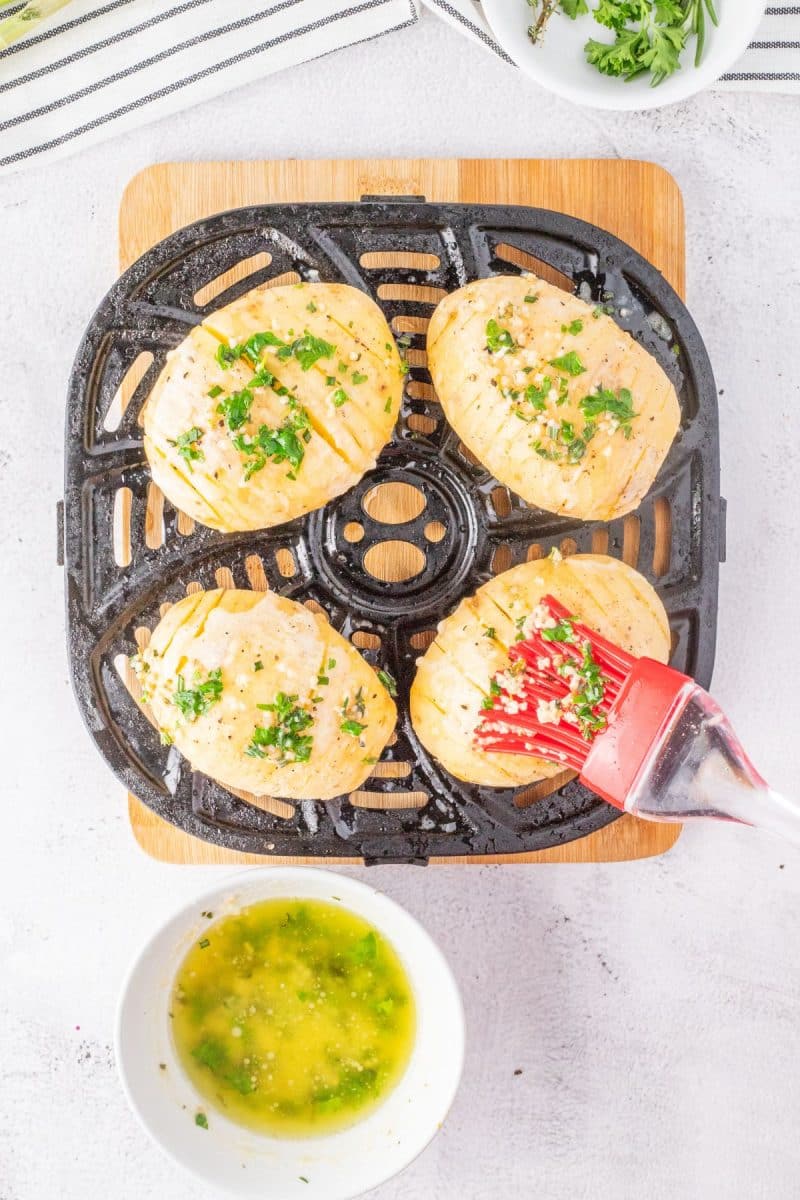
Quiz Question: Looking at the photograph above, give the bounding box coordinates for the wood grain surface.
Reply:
[120,157,684,866]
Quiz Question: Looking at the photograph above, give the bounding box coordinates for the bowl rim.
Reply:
[114,866,466,1200]
[480,0,767,111]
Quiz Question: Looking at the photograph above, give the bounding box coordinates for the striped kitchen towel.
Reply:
[0,0,419,176]
[424,1,800,92]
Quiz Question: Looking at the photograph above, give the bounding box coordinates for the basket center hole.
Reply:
[363,540,426,582]
[362,481,426,525]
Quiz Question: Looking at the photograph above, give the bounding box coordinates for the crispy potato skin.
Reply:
[427,275,680,520]
[410,554,671,787]
[143,282,403,532]
[140,589,396,800]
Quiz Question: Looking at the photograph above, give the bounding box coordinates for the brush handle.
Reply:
[621,683,800,845]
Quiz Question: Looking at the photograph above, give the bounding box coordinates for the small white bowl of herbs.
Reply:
[481,0,766,110]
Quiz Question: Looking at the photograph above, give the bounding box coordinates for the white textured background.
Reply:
[1,9,800,1199]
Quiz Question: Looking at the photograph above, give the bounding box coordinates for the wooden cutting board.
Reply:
[121,157,684,866]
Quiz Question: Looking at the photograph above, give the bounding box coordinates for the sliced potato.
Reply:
[428,274,680,520]
[143,282,404,532]
[138,589,396,800]
[410,553,671,787]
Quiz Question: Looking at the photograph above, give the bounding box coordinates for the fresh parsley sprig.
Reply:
[527,0,718,86]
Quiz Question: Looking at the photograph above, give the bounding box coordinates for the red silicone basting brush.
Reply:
[476,596,797,840]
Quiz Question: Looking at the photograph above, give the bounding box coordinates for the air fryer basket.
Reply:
[61,198,723,864]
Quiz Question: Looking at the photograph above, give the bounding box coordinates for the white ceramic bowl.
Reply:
[481,0,766,110]
[116,868,465,1200]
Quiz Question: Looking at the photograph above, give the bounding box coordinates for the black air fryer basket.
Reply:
[61,198,724,864]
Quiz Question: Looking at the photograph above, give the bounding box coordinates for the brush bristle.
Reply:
[474,596,637,772]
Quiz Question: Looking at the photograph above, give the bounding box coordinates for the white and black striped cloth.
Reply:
[0,1,796,178]
[425,1,800,90]
[0,0,418,176]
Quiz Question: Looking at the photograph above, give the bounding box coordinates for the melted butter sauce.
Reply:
[171,898,415,1137]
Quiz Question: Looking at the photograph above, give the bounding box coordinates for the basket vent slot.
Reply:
[591,527,609,554]
[407,413,437,435]
[176,511,195,537]
[514,770,575,808]
[622,515,641,567]
[491,543,512,574]
[350,790,428,810]
[494,243,574,293]
[104,351,153,432]
[144,483,164,550]
[343,521,364,543]
[113,487,132,567]
[410,629,436,651]
[363,541,425,583]
[275,548,297,578]
[406,380,437,404]
[378,283,447,305]
[491,486,511,519]
[245,554,269,591]
[193,251,273,306]
[369,761,412,779]
[560,537,578,557]
[360,251,440,271]
[363,481,426,525]
[653,497,672,576]
[351,630,381,650]
[391,315,428,335]
[424,521,445,544]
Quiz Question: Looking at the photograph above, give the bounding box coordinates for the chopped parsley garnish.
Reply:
[289,332,336,370]
[480,678,502,710]
[195,1112,209,1129]
[340,718,366,738]
[232,405,311,480]
[217,329,335,372]
[216,331,285,369]
[483,626,496,639]
[328,658,336,670]
[169,426,204,467]
[485,318,517,354]
[207,384,223,398]
[254,660,264,672]
[566,642,609,738]
[332,388,349,407]
[377,669,398,697]
[579,386,637,436]
[306,301,318,313]
[548,350,586,376]
[216,387,253,432]
[351,371,368,385]
[561,319,584,335]
[248,366,277,390]
[540,617,577,644]
[338,360,348,373]
[524,378,551,410]
[247,692,314,763]
[514,616,526,642]
[172,669,223,721]
[524,293,539,303]
[198,937,210,949]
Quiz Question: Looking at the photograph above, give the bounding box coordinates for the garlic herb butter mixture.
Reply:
[171,899,416,1137]
[483,299,638,465]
